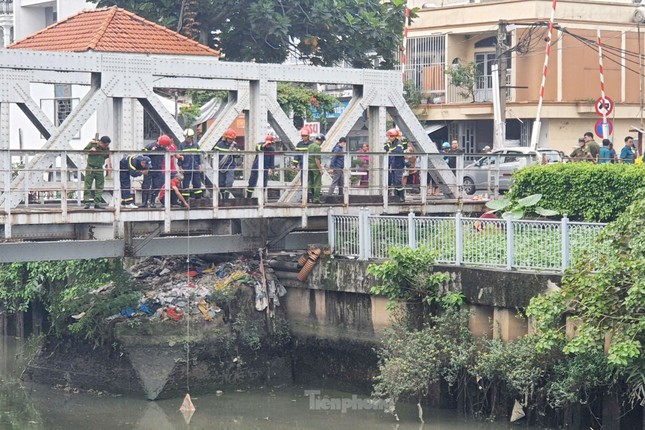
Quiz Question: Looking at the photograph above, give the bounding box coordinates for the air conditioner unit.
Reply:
[634,6,645,23]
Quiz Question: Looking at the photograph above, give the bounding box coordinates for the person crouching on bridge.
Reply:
[83,135,111,209]
[214,128,239,199]
[179,128,203,202]
[159,172,190,208]
[245,134,275,199]
[385,128,405,202]
[141,135,171,208]
[119,155,150,208]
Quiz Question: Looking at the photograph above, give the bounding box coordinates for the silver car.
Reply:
[462,148,540,195]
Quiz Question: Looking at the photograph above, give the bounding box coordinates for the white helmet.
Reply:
[183,128,195,138]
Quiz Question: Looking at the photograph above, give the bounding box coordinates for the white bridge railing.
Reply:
[328,210,607,272]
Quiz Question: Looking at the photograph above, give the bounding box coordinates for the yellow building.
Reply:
[406,0,645,155]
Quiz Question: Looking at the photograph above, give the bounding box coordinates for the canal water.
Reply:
[0,335,531,430]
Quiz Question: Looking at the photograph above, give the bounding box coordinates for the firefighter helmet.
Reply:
[223,128,237,139]
[300,127,311,137]
[183,128,195,138]
[157,135,172,147]
[387,128,400,137]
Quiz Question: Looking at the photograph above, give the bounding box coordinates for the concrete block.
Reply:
[283,287,310,320]
[370,296,391,336]
[468,304,493,339]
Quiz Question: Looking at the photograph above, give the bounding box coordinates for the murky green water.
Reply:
[1,336,530,430]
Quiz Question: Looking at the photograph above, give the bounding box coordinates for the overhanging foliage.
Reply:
[90,0,413,67]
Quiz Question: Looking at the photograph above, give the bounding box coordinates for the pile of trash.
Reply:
[111,255,286,323]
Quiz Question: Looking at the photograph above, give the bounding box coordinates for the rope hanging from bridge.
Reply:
[179,209,196,419]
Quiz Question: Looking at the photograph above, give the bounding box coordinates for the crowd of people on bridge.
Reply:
[79,126,464,208]
[81,125,643,210]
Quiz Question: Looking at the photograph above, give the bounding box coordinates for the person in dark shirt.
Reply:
[446,139,463,174]
[245,134,276,199]
[141,135,171,208]
[179,128,203,201]
[385,128,406,202]
[119,155,150,208]
[214,128,239,199]
[328,137,347,197]
[291,127,312,171]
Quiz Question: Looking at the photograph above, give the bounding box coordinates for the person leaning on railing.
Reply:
[83,135,111,209]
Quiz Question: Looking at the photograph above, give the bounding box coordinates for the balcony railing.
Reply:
[0,1,12,14]
[446,72,512,104]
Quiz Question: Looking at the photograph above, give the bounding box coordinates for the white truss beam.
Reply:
[0,48,457,208]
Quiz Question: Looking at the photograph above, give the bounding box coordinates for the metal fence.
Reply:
[328,210,607,272]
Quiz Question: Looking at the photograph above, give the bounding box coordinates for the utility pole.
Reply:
[494,20,509,149]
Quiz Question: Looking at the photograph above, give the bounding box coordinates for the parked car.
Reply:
[462,147,541,195]
[537,149,566,164]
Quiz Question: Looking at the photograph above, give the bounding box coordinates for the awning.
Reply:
[190,97,222,126]
[424,123,448,134]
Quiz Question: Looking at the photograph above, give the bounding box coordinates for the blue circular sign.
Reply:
[595,119,613,138]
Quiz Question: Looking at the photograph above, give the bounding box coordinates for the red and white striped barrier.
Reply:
[597,29,610,140]
[530,0,558,149]
[401,5,411,83]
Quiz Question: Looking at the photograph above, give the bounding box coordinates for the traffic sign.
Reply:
[594,118,613,138]
[595,96,614,116]
[303,121,320,135]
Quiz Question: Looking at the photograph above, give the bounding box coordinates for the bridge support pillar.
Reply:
[492,308,527,342]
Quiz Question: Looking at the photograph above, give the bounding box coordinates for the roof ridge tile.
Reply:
[88,7,118,51]
[9,7,220,57]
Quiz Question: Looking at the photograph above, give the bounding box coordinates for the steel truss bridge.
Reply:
[0,49,472,262]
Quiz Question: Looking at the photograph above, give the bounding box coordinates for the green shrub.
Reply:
[507,163,645,222]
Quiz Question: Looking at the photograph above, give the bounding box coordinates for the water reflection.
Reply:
[1,336,530,429]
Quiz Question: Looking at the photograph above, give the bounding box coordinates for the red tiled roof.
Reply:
[8,7,220,57]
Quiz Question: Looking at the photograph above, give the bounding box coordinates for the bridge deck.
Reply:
[0,198,487,263]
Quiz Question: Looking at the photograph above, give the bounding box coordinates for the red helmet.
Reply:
[157,135,172,147]
[387,128,400,137]
[300,127,311,137]
[264,134,275,143]
[223,128,237,139]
